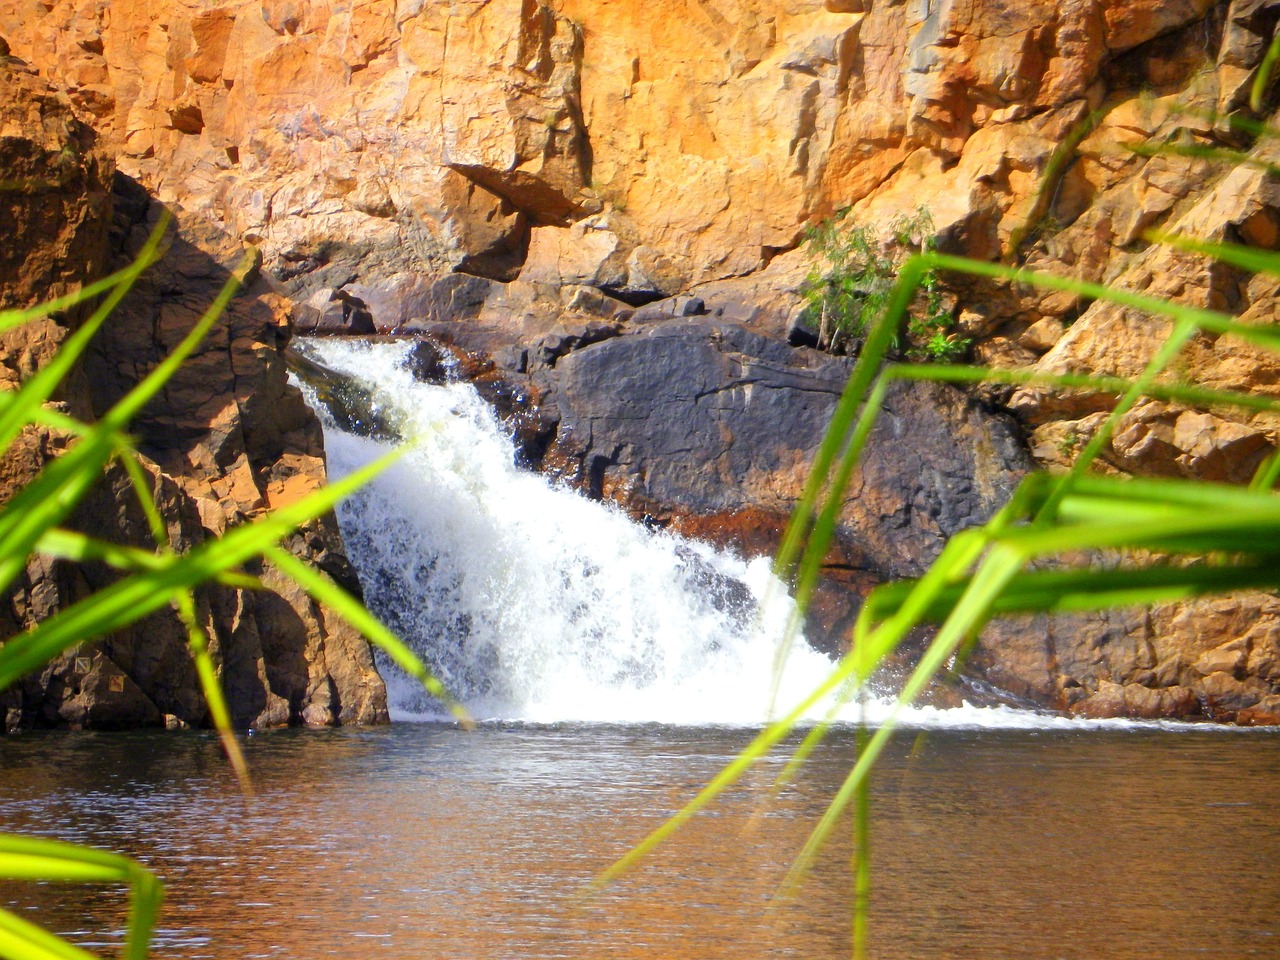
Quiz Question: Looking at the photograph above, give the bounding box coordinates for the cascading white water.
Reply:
[298,338,841,724]
[296,338,1164,730]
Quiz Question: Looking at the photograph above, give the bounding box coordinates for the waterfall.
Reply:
[295,338,1144,730]
[294,338,840,724]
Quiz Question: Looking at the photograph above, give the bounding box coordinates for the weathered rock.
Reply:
[968,594,1280,723]
[0,60,386,731]
[293,288,375,335]
[1072,678,1201,720]
[0,0,1223,310]
[526,320,1028,644]
[346,273,496,333]
[0,57,112,406]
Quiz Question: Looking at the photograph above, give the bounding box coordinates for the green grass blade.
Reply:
[0,218,169,455]
[594,646,875,890]
[1152,102,1280,140]
[1123,141,1280,177]
[0,214,168,333]
[35,529,168,572]
[0,909,100,960]
[598,529,994,891]
[773,260,928,585]
[778,544,1026,899]
[862,561,1280,623]
[0,837,140,872]
[768,265,927,712]
[888,361,1280,416]
[0,836,162,960]
[786,377,891,637]
[1151,231,1280,291]
[173,589,252,793]
[121,866,162,960]
[116,446,169,547]
[0,856,124,883]
[0,241,246,593]
[1252,30,1280,111]
[770,677,861,796]
[769,377,892,713]
[925,252,1235,333]
[27,407,94,438]
[35,528,262,591]
[1251,450,1280,491]
[1057,318,1196,489]
[99,252,252,433]
[770,528,989,795]
[1016,472,1280,516]
[852,725,871,960]
[1006,107,1107,260]
[0,432,122,593]
[998,504,1280,556]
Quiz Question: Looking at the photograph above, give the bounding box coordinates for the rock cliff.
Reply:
[5,0,1280,722]
[0,59,386,730]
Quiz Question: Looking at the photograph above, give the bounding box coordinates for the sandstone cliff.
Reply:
[5,0,1280,722]
[0,59,387,730]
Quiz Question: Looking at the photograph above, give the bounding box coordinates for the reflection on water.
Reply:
[0,725,1277,959]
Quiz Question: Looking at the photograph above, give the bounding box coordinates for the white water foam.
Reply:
[296,338,1204,733]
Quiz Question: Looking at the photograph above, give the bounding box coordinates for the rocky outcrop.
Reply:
[0,0,1252,320]
[959,89,1280,723]
[5,0,1280,721]
[0,59,386,730]
[536,323,1030,578]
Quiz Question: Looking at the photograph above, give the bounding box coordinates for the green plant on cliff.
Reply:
[800,206,967,360]
[0,218,463,960]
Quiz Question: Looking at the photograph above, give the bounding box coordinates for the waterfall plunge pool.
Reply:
[0,724,1277,959]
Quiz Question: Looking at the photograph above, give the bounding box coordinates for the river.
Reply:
[0,724,1277,959]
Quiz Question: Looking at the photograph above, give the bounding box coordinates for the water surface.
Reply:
[1,723,1276,959]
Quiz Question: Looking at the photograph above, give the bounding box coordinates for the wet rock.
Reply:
[286,345,402,442]
[1199,670,1273,717]
[343,273,495,334]
[404,339,456,384]
[1236,696,1280,725]
[7,0,1278,724]
[674,544,757,622]
[532,320,623,369]
[1071,679,1201,720]
[530,319,1028,644]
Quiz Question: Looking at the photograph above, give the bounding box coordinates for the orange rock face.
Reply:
[4,0,1280,722]
[0,0,1223,303]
